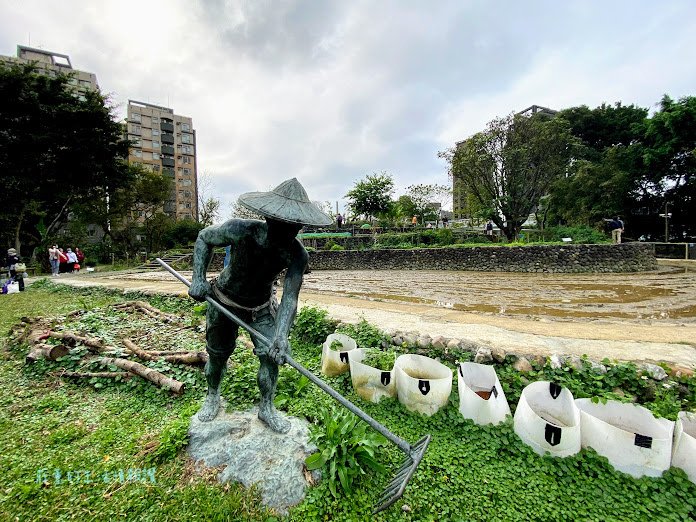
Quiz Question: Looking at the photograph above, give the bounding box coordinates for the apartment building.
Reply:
[126,100,198,221]
[0,45,98,93]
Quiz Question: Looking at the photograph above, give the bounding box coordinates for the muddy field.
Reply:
[302,264,696,324]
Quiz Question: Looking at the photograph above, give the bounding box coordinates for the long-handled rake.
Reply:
[157,258,430,513]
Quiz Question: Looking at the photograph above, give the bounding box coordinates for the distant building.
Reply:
[126,100,198,221]
[0,45,98,94]
[451,104,557,219]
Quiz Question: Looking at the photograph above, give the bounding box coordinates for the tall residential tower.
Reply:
[126,100,198,221]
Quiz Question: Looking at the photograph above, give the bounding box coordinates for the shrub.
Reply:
[329,243,345,251]
[291,306,338,345]
[543,225,608,244]
[305,405,386,497]
[337,318,389,348]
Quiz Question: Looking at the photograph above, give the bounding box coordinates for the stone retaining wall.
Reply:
[307,243,657,273]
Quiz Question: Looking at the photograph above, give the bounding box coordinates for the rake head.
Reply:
[373,434,431,514]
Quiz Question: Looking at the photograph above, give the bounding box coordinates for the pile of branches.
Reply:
[11,300,232,395]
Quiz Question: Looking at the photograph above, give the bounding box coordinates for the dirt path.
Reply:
[42,261,696,368]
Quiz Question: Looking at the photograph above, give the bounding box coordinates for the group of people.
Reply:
[48,245,85,276]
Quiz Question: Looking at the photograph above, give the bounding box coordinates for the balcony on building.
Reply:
[162,156,175,168]
[162,167,175,178]
[160,121,174,133]
[161,144,175,155]
[161,133,175,145]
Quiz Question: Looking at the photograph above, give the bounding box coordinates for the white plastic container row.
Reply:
[348,349,396,403]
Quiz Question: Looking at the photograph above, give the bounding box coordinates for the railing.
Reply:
[650,242,695,260]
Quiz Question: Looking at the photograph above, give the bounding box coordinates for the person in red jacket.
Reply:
[58,248,69,274]
[75,247,85,272]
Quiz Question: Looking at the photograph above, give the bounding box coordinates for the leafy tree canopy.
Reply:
[0,62,131,254]
[443,113,574,240]
[344,172,394,222]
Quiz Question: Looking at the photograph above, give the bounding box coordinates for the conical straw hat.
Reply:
[238,178,332,226]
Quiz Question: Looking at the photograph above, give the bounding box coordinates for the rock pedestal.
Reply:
[187,405,317,515]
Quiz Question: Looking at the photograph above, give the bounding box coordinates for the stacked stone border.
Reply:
[361,326,693,382]
[308,243,657,273]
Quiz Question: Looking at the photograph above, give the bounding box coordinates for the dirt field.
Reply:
[44,260,696,368]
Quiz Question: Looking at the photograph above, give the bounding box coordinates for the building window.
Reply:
[182,123,190,132]
[132,149,142,158]
[181,156,191,164]
[182,179,192,187]
[152,152,160,160]
[183,168,191,175]
[178,190,184,197]
[130,136,141,147]
[184,191,191,198]
[181,134,192,144]
[177,167,183,173]
[182,145,193,154]
[152,129,160,136]
[152,141,160,149]
[130,124,141,135]
[153,164,160,172]
[185,202,192,209]
[152,117,159,124]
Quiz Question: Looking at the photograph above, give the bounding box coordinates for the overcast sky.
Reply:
[2,1,695,216]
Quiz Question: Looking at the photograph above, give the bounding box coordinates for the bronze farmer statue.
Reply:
[188,178,331,433]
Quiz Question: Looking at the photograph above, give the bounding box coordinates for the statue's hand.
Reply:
[188,280,212,302]
[268,336,290,365]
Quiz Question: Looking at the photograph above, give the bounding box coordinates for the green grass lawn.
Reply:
[0,282,694,521]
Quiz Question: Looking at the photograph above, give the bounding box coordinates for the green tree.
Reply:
[345,172,394,222]
[0,62,131,255]
[642,95,696,239]
[198,197,220,227]
[406,184,451,225]
[442,113,574,240]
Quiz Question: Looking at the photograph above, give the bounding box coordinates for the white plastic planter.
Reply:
[575,399,674,478]
[320,334,357,377]
[514,381,581,457]
[394,354,452,416]
[457,362,510,425]
[672,411,696,484]
[348,349,396,403]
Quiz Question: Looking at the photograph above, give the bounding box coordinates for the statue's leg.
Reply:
[198,304,238,422]
[252,311,291,434]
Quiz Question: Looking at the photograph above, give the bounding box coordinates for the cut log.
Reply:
[97,356,185,394]
[26,343,69,363]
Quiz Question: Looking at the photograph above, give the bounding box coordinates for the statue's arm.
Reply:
[189,221,241,301]
[270,241,309,363]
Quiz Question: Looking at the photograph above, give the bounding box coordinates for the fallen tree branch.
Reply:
[123,339,208,365]
[26,343,69,363]
[112,301,181,323]
[97,356,185,394]
[47,332,108,353]
[55,370,131,379]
